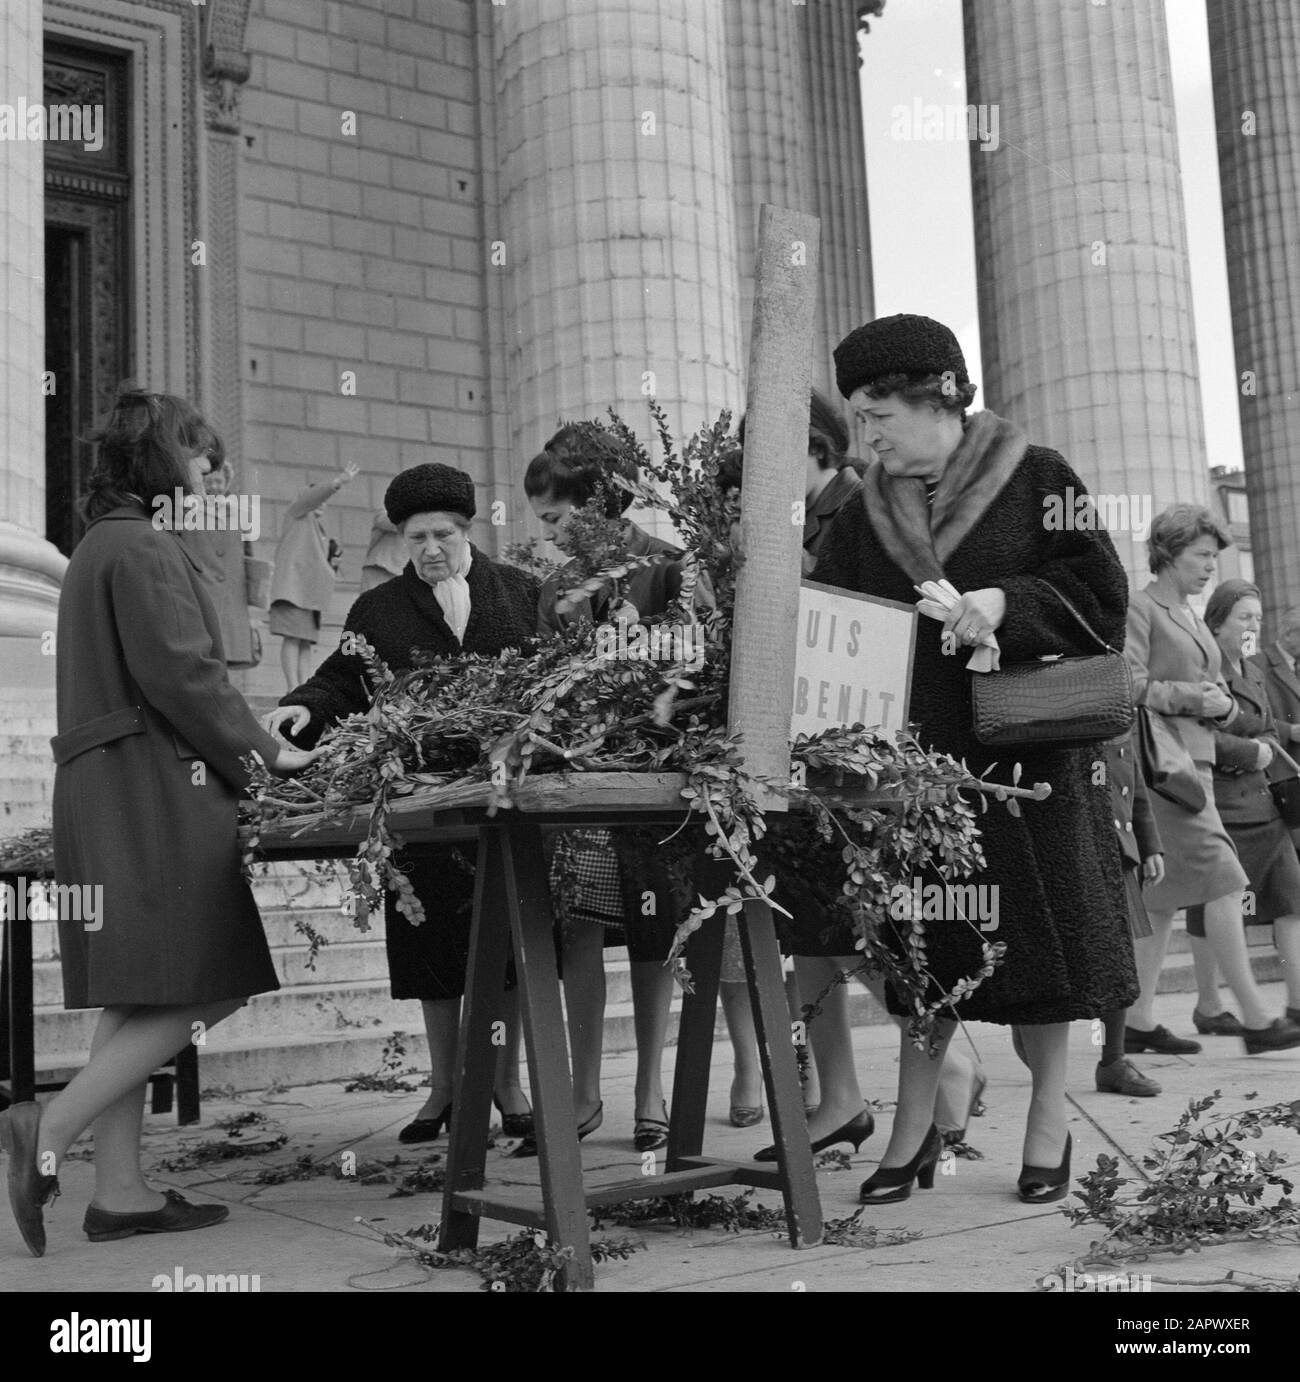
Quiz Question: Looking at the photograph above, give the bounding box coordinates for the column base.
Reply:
[0,524,66,639]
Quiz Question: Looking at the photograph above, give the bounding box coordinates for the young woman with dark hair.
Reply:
[0,391,319,1259]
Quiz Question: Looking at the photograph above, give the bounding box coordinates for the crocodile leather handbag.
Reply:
[971,579,1134,748]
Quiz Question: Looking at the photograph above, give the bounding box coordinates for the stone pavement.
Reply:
[2,984,1298,1295]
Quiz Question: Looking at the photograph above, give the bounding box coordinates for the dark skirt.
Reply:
[385,845,498,1001]
[1185,816,1300,934]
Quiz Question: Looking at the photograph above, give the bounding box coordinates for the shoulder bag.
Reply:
[971,579,1134,748]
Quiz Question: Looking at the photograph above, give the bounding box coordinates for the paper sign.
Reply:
[790,581,916,739]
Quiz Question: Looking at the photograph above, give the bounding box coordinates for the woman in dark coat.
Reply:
[814,314,1139,1206]
[1188,579,1300,1027]
[0,391,317,1260]
[265,463,540,1143]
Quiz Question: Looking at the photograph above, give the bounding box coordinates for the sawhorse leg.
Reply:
[501,822,591,1291]
[738,895,821,1246]
[441,823,592,1290]
[442,827,517,1254]
[666,904,724,1165]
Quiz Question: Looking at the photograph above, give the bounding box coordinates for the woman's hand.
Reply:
[335,461,360,490]
[1142,854,1165,888]
[264,705,311,739]
[943,587,1006,647]
[271,744,323,775]
[1256,739,1275,772]
[1200,682,1234,719]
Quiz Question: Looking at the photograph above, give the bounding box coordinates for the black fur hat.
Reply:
[384,463,476,526]
[833,313,969,400]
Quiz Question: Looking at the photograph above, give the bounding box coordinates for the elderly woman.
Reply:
[0,391,318,1259]
[1185,578,1300,1030]
[1124,512,1300,1055]
[812,314,1139,1206]
[265,464,540,1141]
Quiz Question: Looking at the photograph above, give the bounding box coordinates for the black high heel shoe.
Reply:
[753,1107,875,1162]
[398,1102,452,1144]
[509,1102,603,1159]
[493,1097,534,1139]
[1017,1132,1072,1204]
[858,1124,943,1205]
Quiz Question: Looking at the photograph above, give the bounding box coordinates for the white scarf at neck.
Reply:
[433,544,472,641]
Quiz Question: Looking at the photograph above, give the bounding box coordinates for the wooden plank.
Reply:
[667,867,727,1167]
[440,826,516,1253]
[500,821,594,1291]
[670,1157,791,1192]
[254,773,914,860]
[582,1166,742,1206]
[445,1192,546,1229]
[739,896,824,1247]
[729,204,821,811]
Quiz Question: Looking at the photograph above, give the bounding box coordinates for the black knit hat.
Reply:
[384,463,476,526]
[833,313,969,400]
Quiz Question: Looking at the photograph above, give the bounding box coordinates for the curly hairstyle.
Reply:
[81,390,220,524]
[854,371,977,415]
[1146,503,1231,575]
[523,421,639,518]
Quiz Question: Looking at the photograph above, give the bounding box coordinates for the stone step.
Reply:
[37,1028,433,1097]
[31,962,888,1091]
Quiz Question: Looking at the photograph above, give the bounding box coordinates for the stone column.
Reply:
[0,0,68,827]
[800,0,878,405]
[723,0,812,379]
[1207,0,1300,632]
[964,0,1207,584]
[0,0,67,638]
[198,0,253,476]
[492,0,744,473]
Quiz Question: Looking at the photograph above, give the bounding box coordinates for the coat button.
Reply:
[1120,785,1130,797]
[1124,822,1134,833]
[1114,819,1123,830]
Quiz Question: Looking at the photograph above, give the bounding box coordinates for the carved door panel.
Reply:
[44,41,130,556]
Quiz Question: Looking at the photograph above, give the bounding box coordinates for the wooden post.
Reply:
[729,204,821,811]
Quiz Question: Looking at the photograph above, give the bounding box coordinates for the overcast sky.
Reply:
[859,0,1242,472]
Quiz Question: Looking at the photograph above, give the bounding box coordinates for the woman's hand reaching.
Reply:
[263,705,311,739]
[271,743,323,775]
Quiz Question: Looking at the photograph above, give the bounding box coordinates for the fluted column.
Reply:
[964,0,1207,584]
[0,0,68,636]
[723,0,812,379]
[801,0,876,405]
[493,0,743,465]
[1207,1,1300,632]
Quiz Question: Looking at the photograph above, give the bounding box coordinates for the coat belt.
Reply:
[51,706,147,765]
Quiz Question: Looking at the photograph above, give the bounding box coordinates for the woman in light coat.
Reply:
[1124,508,1300,1055]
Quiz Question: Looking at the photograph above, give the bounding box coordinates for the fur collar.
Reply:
[859,410,1030,585]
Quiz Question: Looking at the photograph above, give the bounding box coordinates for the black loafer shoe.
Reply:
[0,1102,60,1258]
[83,1189,228,1243]
[1242,1017,1300,1055]
[1095,1058,1161,1097]
[1123,1024,1201,1055]
[1192,1007,1246,1037]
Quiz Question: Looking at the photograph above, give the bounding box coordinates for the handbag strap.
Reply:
[1032,578,1122,656]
